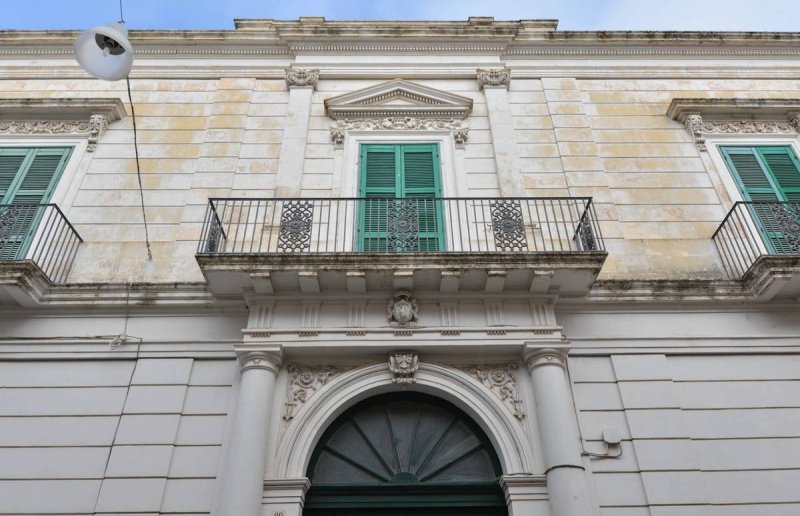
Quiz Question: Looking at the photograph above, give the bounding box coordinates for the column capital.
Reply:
[237,346,283,373]
[524,346,569,370]
[477,67,511,90]
[285,68,319,90]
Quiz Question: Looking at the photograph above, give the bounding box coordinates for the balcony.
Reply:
[196,197,607,297]
[713,201,800,299]
[0,204,82,304]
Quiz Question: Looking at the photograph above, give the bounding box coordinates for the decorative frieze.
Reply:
[0,116,109,152]
[389,352,419,384]
[285,68,319,89]
[461,363,525,419]
[684,115,799,151]
[476,67,511,89]
[329,117,469,145]
[283,365,340,420]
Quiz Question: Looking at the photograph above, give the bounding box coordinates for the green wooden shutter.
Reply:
[401,145,444,251]
[721,145,800,254]
[358,144,444,252]
[0,147,72,259]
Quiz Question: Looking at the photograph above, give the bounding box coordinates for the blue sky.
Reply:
[2,0,798,31]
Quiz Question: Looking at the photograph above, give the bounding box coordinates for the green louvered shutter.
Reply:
[401,144,444,251]
[721,146,800,254]
[357,144,444,252]
[0,147,72,259]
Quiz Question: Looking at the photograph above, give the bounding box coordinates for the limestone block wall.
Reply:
[0,358,237,515]
[1,70,799,283]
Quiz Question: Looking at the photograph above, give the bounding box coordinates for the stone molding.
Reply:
[283,365,342,420]
[285,68,319,89]
[477,67,511,89]
[330,117,469,145]
[525,347,569,370]
[460,363,525,420]
[238,348,282,373]
[667,98,800,151]
[0,98,126,152]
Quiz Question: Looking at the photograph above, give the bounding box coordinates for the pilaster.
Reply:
[275,68,318,197]
[478,67,526,196]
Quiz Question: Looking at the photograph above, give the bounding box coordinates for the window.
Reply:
[357,143,445,252]
[0,147,72,259]
[720,145,800,253]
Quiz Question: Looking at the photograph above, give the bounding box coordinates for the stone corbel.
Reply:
[476,67,511,89]
[285,68,319,90]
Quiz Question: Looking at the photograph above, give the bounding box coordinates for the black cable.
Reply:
[126,76,153,261]
[118,0,125,23]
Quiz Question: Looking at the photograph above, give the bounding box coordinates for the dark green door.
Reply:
[721,146,800,254]
[304,393,508,515]
[0,147,72,259]
[358,144,445,252]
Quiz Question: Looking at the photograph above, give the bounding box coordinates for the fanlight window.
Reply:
[304,393,508,515]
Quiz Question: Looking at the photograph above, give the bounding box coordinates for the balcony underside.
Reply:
[742,255,800,301]
[196,251,608,297]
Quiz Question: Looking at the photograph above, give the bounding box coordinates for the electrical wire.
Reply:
[118,0,125,23]
[126,76,153,261]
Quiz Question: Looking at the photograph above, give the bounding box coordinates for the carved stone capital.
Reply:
[477,67,511,89]
[461,363,525,419]
[238,348,282,373]
[285,68,319,89]
[524,347,569,370]
[283,365,341,420]
[389,352,419,384]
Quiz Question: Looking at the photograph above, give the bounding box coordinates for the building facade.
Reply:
[1,17,800,516]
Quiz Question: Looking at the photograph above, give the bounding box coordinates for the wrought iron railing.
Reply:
[713,201,800,278]
[197,197,603,255]
[0,204,82,283]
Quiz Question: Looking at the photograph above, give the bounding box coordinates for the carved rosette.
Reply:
[389,352,419,384]
[283,365,340,420]
[789,112,800,132]
[329,117,469,145]
[476,67,511,89]
[285,68,319,89]
[0,116,109,152]
[462,364,525,420]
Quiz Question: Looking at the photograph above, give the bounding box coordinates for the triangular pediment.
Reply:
[325,79,473,119]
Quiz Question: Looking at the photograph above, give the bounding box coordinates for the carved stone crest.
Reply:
[283,365,339,420]
[389,352,419,384]
[285,68,319,89]
[462,363,525,420]
[476,67,511,89]
[388,290,418,326]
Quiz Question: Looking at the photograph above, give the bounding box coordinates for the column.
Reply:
[216,348,282,516]
[275,68,318,197]
[478,67,526,196]
[525,347,595,516]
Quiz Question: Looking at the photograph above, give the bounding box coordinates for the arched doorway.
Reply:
[303,392,509,516]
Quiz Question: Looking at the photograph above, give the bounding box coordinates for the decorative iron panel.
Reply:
[387,199,419,252]
[770,202,800,254]
[277,200,315,252]
[489,200,528,251]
